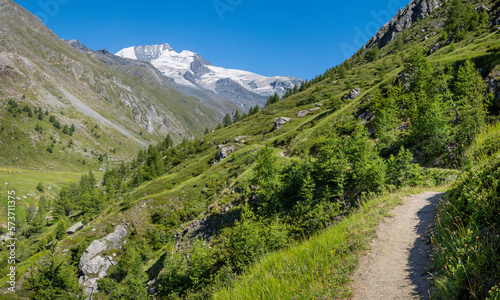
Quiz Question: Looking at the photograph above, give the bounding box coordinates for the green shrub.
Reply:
[487,45,500,52]
[217,206,265,270]
[432,123,500,299]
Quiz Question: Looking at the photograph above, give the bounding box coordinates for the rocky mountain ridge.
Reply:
[65,39,241,117]
[0,0,239,169]
[364,0,443,49]
[116,43,303,109]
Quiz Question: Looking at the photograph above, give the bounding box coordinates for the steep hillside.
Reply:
[66,40,242,117]
[0,0,237,171]
[2,0,500,299]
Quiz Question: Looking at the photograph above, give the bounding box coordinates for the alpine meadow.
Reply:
[0,0,499,299]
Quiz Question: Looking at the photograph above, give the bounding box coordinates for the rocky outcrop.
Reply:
[214,145,235,164]
[67,221,84,235]
[487,69,500,98]
[234,136,248,143]
[396,72,413,90]
[341,88,362,101]
[297,110,310,117]
[364,0,442,49]
[273,117,291,131]
[78,225,128,297]
[487,69,500,111]
[358,112,376,124]
[297,108,320,117]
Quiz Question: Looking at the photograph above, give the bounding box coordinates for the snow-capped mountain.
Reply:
[116,43,302,109]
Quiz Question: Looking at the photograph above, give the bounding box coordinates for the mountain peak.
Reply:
[116,43,302,108]
[120,43,176,62]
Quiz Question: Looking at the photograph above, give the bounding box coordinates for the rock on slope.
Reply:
[78,225,128,296]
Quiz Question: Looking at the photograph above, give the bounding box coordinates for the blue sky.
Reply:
[14,0,408,80]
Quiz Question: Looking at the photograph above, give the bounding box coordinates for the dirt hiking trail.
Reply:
[352,191,444,300]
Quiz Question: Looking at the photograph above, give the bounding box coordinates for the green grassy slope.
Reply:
[0,0,240,171]
[2,0,500,299]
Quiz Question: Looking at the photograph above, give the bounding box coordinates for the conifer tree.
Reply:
[453,60,487,149]
[254,104,260,114]
[233,110,241,123]
[222,113,232,127]
[55,218,67,240]
[365,46,380,62]
[25,245,82,299]
[265,93,280,106]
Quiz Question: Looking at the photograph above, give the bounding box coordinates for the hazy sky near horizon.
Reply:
[14,0,408,79]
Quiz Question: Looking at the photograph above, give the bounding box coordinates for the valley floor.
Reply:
[351,191,443,299]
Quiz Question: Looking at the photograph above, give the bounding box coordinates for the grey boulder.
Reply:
[67,221,84,235]
[78,225,128,296]
[214,145,235,164]
[273,117,291,130]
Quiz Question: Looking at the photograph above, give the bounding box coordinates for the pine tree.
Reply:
[233,110,241,123]
[254,104,260,114]
[55,218,68,240]
[453,60,487,150]
[252,146,281,213]
[365,46,380,62]
[316,134,349,198]
[339,66,347,78]
[204,128,210,135]
[163,135,173,150]
[479,9,489,28]
[222,113,232,127]
[386,146,414,186]
[394,33,404,51]
[30,210,46,236]
[404,47,433,94]
[296,171,316,215]
[413,94,451,157]
[265,93,280,107]
[25,245,82,299]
